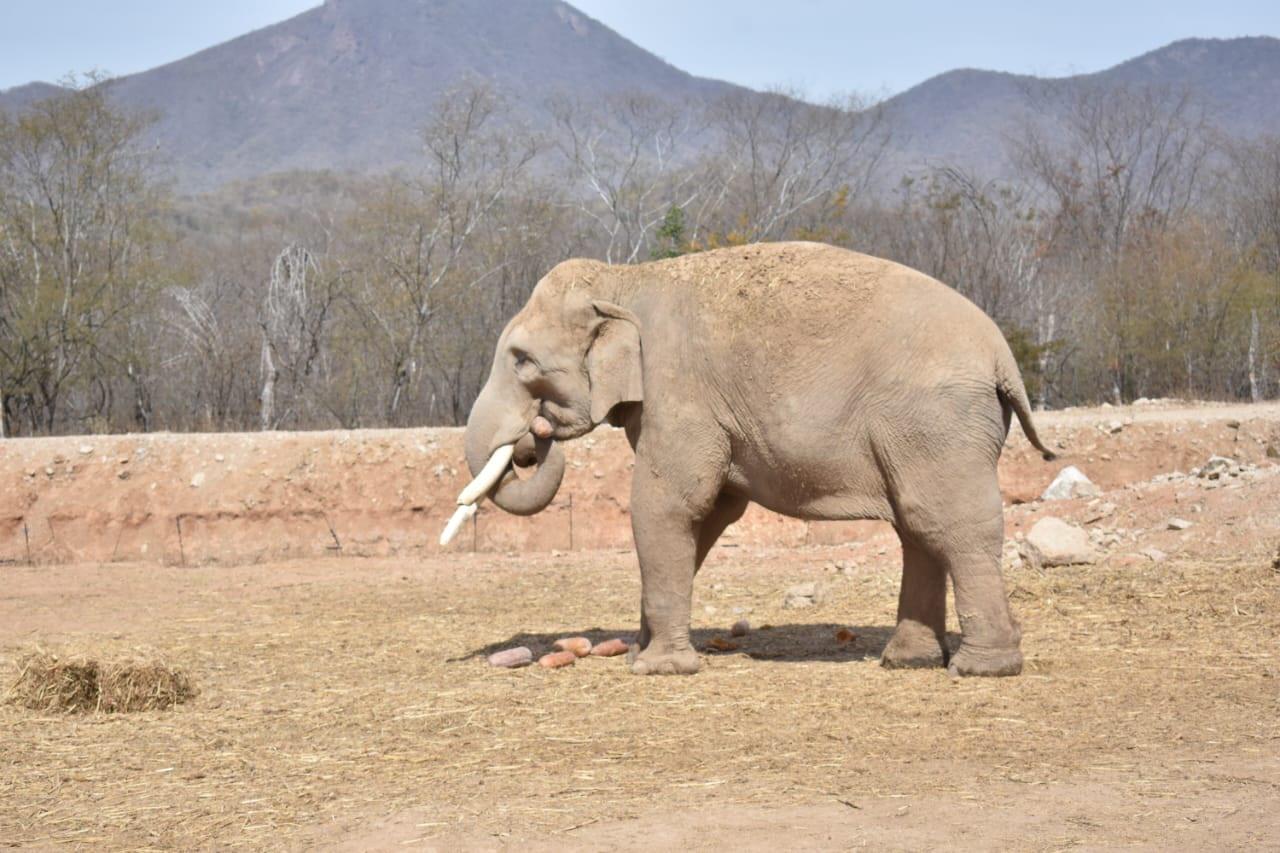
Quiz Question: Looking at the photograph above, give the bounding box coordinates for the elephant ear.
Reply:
[586,300,643,425]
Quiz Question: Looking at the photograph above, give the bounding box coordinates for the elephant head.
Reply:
[460,271,643,516]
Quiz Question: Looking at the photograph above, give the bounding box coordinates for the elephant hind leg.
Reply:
[881,536,948,669]
[889,464,1022,677]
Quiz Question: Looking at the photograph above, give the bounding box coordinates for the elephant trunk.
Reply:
[463,386,565,517]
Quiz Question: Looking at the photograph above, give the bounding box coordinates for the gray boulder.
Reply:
[1024,517,1097,567]
[1041,466,1101,501]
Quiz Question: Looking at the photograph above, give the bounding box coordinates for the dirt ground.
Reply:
[2,402,1279,850]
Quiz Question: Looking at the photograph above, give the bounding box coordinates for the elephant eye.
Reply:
[512,349,539,376]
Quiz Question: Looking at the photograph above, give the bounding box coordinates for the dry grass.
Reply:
[5,648,197,714]
[0,538,1277,849]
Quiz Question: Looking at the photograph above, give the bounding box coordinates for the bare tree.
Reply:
[348,81,538,425]
[258,244,342,430]
[551,93,708,263]
[1013,83,1213,402]
[0,75,165,434]
[703,89,889,243]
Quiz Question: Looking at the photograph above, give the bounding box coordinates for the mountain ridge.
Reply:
[2,7,1276,188]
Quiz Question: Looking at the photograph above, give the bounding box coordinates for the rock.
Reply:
[730,620,751,637]
[1001,539,1023,570]
[78,444,94,455]
[487,647,533,668]
[783,582,823,609]
[552,637,592,657]
[1041,466,1101,501]
[1102,420,1125,434]
[1025,517,1097,567]
[190,471,205,488]
[1226,419,1241,429]
[1198,456,1234,480]
[1139,547,1167,563]
[1082,501,1117,524]
[1166,517,1193,531]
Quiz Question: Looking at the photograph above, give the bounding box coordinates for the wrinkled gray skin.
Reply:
[464,242,1055,676]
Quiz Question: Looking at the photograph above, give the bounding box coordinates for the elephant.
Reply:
[457,241,1056,677]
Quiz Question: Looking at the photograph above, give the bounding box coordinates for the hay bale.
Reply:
[5,649,197,714]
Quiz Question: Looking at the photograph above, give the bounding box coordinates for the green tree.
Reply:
[651,205,687,259]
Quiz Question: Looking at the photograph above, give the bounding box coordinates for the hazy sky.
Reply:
[2,0,1277,98]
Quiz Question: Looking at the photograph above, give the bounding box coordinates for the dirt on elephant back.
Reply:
[1,400,1278,849]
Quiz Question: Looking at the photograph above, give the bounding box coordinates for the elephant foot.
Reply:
[629,646,701,676]
[880,624,947,670]
[947,643,1023,677]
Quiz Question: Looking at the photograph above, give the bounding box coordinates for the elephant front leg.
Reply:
[626,479,707,676]
[627,491,748,670]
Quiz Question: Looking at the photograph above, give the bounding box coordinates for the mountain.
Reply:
[1,0,742,189]
[0,81,66,112]
[880,37,1280,178]
[2,9,1278,189]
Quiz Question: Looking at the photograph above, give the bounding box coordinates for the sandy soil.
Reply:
[1,402,1279,850]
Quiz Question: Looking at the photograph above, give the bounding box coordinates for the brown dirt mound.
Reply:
[3,401,1277,567]
[5,648,197,714]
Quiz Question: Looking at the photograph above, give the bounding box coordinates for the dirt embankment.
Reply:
[2,401,1278,566]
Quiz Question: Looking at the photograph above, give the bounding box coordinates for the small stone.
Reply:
[1198,456,1234,480]
[730,620,751,637]
[190,471,205,488]
[1226,419,1241,429]
[1082,502,1117,524]
[1166,517,1193,531]
[1139,547,1167,563]
[784,581,822,609]
[487,647,533,668]
[43,466,54,476]
[78,444,93,455]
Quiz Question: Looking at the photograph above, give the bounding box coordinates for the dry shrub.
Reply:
[4,648,197,713]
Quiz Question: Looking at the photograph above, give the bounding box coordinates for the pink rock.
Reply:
[486,647,533,668]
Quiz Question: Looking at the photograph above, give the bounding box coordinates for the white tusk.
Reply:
[457,443,516,505]
[439,503,477,546]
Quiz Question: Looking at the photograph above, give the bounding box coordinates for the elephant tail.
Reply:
[994,347,1057,462]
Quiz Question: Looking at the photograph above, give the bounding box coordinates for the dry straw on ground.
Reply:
[4,648,197,714]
